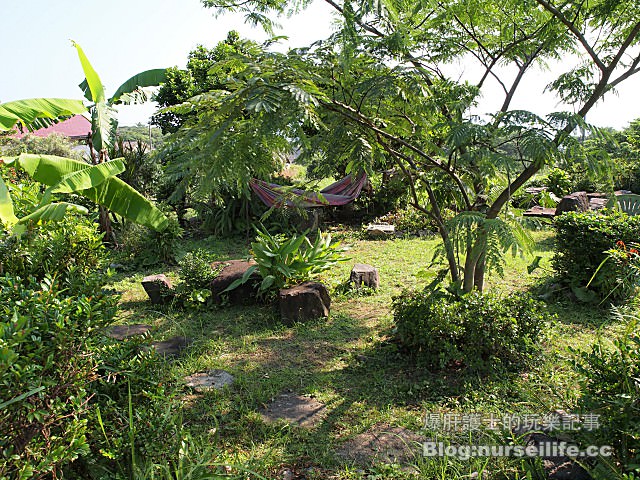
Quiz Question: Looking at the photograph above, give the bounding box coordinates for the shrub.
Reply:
[0,275,118,479]
[553,211,640,303]
[544,167,572,196]
[0,215,107,295]
[173,248,222,307]
[392,289,550,371]
[571,318,640,476]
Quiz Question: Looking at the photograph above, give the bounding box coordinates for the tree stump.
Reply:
[141,274,173,305]
[555,191,589,216]
[350,263,380,290]
[209,260,260,305]
[278,282,330,325]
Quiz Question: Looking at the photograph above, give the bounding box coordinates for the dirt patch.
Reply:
[336,423,423,466]
[260,392,327,428]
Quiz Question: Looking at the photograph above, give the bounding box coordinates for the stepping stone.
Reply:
[151,336,191,357]
[260,392,327,428]
[278,282,330,325]
[366,224,395,238]
[107,324,152,340]
[184,370,234,392]
[350,263,380,290]
[141,274,174,305]
[336,424,423,466]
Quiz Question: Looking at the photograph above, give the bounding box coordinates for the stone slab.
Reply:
[152,336,191,357]
[260,393,327,428]
[336,424,423,466]
[184,370,235,391]
[107,324,152,340]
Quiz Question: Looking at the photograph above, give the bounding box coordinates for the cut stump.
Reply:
[141,274,173,305]
[350,263,380,290]
[210,260,260,305]
[278,282,330,325]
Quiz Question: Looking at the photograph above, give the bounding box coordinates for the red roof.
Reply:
[14,115,92,140]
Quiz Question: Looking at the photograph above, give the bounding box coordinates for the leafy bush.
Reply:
[543,167,572,196]
[227,226,347,296]
[114,211,183,267]
[553,211,640,303]
[392,289,550,371]
[173,249,222,307]
[375,207,434,235]
[0,274,118,479]
[571,318,640,477]
[0,215,107,294]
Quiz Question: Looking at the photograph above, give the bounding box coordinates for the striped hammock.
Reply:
[250,172,367,208]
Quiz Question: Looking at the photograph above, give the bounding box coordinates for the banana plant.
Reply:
[71,41,167,161]
[0,153,168,234]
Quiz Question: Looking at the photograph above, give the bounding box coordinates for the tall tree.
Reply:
[180,0,640,291]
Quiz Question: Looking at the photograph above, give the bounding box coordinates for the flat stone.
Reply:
[278,282,330,325]
[107,324,152,340]
[210,260,260,305]
[184,370,234,391]
[523,206,557,218]
[141,274,174,305]
[336,424,423,466]
[260,393,327,428]
[152,336,191,357]
[350,263,380,290]
[366,224,395,238]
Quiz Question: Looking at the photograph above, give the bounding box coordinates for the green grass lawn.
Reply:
[108,226,627,479]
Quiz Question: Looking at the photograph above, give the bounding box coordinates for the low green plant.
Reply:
[543,167,572,196]
[571,315,640,477]
[226,226,347,296]
[0,274,118,479]
[174,248,221,307]
[554,211,640,303]
[392,289,550,371]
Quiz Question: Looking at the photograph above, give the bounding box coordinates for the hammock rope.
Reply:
[250,172,367,208]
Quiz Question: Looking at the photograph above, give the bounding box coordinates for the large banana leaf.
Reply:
[0,175,18,227]
[49,159,125,193]
[72,41,115,151]
[72,41,105,104]
[110,69,168,105]
[90,101,117,152]
[16,154,168,231]
[0,98,86,132]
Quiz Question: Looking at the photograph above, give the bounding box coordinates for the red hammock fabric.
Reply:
[250,172,367,208]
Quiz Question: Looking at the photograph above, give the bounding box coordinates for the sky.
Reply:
[1,0,638,130]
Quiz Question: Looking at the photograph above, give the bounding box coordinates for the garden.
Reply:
[2,1,640,479]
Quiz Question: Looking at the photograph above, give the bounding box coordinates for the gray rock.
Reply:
[278,282,330,325]
[184,370,234,391]
[350,263,380,290]
[336,424,423,466]
[366,223,395,238]
[555,192,590,216]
